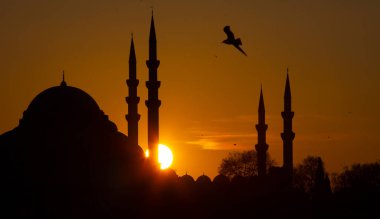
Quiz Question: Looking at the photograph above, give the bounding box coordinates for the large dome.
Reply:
[20,82,104,127]
[1,80,145,200]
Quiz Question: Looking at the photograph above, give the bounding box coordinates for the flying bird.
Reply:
[222,26,247,56]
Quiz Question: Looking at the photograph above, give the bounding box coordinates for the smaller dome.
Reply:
[160,169,178,182]
[179,174,195,185]
[196,174,212,185]
[213,174,229,186]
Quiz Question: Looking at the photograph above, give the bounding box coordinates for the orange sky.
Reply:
[1,0,380,179]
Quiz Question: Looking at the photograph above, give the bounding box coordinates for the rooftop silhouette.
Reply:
[0,12,378,219]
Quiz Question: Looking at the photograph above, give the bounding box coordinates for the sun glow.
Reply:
[158,144,173,170]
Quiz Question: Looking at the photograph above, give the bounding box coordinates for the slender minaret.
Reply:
[281,69,295,185]
[126,36,140,148]
[145,13,161,165]
[255,87,269,177]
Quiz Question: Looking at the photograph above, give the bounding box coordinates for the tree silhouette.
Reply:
[293,156,330,195]
[332,161,380,193]
[218,150,275,179]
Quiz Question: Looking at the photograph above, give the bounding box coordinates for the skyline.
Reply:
[1,0,380,178]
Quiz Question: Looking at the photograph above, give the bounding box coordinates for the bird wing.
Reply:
[234,45,247,56]
[223,26,235,40]
[236,38,242,46]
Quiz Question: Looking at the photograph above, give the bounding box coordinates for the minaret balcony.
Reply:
[145,99,161,108]
[127,79,139,87]
[146,81,161,89]
[126,96,140,104]
[281,111,294,118]
[146,60,160,68]
[281,132,295,141]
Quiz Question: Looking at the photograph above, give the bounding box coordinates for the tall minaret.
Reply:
[281,70,295,185]
[126,36,140,148]
[145,13,161,165]
[255,87,269,177]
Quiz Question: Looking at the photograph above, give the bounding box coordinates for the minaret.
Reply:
[255,87,269,177]
[126,36,140,148]
[145,13,161,165]
[281,69,295,185]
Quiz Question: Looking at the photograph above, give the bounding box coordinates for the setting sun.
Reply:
[158,144,174,170]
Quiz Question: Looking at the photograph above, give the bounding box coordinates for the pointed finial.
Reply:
[129,35,136,62]
[286,71,290,83]
[259,84,265,113]
[286,68,290,84]
[285,69,291,99]
[61,70,67,86]
[151,7,154,16]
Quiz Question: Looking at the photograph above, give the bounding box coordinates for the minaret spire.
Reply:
[284,69,291,111]
[146,13,161,166]
[281,70,295,186]
[61,70,67,86]
[149,13,157,61]
[129,36,136,65]
[126,35,140,148]
[255,86,269,177]
[258,85,265,124]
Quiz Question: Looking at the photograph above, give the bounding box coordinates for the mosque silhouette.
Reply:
[1,14,304,219]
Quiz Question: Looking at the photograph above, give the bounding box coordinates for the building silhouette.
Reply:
[255,86,269,177]
[254,71,295,185]
[281,70,295,185]
[126,36,140,149]
[145,14,161,165]
[3,11,379,218]
[0,14,167,217]
[0,76,145,217]
[124,13,161,167]
[1,13,165,200]
[2,13,371,219]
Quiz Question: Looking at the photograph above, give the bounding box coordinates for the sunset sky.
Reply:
[1,0,379,178]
